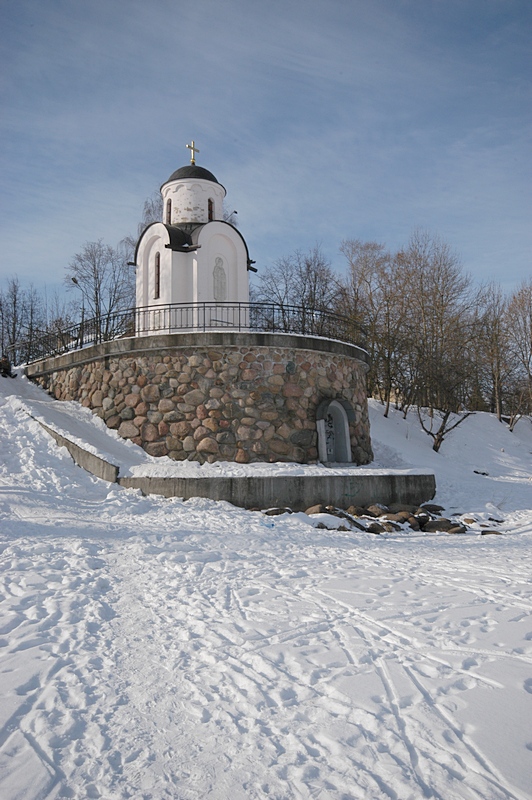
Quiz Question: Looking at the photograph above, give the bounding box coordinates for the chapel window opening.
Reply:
[166,199,172,225]
[154,252,160,300]
[208,198,214,221]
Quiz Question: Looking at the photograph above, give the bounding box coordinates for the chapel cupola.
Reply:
[135,140,251,315]
[160,140,226,225]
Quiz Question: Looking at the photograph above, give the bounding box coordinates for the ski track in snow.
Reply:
[2,520,532,800]
[1,378,532,799]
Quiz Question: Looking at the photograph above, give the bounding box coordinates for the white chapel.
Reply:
[134,142,254,331]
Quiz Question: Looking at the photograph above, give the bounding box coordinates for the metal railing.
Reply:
[7,302,366,365]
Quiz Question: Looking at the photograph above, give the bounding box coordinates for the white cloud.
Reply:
[0,0,530,292]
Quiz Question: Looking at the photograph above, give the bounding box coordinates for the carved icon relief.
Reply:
[213,257,227,301]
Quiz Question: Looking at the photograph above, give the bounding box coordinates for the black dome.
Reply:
[165,165,220,185]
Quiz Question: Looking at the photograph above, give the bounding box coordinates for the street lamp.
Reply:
[71,277,85,348]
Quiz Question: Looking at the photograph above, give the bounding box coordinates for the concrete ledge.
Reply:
[25,330,369,377]
[32,415,436,510]
[34,419,119,484]
[118,473,436,511]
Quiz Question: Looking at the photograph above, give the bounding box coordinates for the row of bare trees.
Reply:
[2,225,530,447]
[0,188,167,362]
[0,239,135,364]
[1,187,238,362]
[0,278,72,365]
[252,232,532,448]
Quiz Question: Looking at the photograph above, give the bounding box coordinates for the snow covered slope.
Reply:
[368,399,532,516]
[1,376,531,799]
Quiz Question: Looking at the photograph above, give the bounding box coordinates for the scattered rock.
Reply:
[264,507,292,516]
[325,505,346,518]
[366,504,389,517]
[422,518,456,532]
[421,503,445,514]
[474,469,489,476]
[447,525,467,534]
[366,522,384,534]
[388,503,418,514]
[324,507,367,531]
[396,510,414,521]
[346,505,366,517]
[294,497,487,538]
[305,504,328,515]
[379,511,420,530]
[481,529,502,535]
[414,510,432,526]
[382,512,406,523]
[382,522,401,532]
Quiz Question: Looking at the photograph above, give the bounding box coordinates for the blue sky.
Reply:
[1,0,530,296]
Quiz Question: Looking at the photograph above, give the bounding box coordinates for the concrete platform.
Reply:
[117,473,436,511]
[34,417,436,510]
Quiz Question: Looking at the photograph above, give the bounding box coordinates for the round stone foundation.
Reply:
[27,332,373,465]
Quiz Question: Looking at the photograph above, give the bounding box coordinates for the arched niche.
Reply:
[316,398,354,463]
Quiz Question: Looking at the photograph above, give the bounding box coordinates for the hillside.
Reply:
[1,376,531,800]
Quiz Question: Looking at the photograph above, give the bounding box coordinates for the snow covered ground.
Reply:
[1,376,531,799]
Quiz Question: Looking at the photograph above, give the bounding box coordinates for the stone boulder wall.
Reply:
[30,335,372,465]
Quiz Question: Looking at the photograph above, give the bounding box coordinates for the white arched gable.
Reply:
[136,225,170,308]
[196,223,249,304]
[134,163,251,334]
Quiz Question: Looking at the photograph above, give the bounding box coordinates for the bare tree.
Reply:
[223,204,238,226]
[19,285,45,363]
[473,283,512,419]
[141,191,164,230]
[399,231,475,450]
[253,246,338,309]
[339,231,476,450]
[339,240,412,415]
[252,246,341,337]
[121,190,164,262]
[0,277,25,355]
[65,240,135,341]
[0,277,47,363]
[506,279,532,426]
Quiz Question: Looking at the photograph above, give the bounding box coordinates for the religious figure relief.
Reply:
[324,413,336,461]
[213,257,227,301]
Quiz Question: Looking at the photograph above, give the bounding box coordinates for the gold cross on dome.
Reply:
[186,140,200,165]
